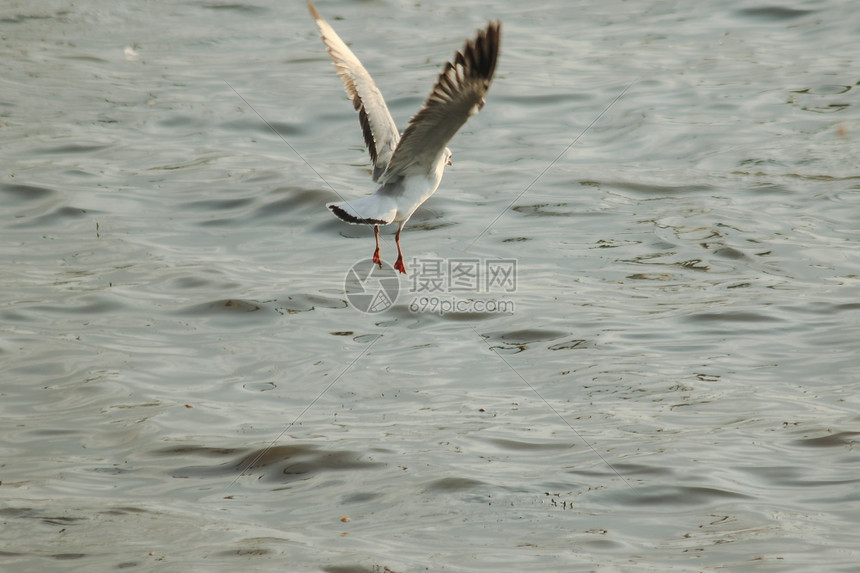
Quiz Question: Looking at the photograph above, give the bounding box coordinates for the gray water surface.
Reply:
[2,1,859,571]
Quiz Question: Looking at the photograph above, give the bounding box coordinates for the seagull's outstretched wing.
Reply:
[307,0,400,182]
[379,21,501,184]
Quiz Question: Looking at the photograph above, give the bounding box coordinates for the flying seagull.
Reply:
[308,0,500,274]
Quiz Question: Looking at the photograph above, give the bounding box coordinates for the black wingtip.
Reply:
[328,203,388,226]
[477,21,501,83]
[455,20,501,88]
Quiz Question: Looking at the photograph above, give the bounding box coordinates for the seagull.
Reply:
[307,0,500,274]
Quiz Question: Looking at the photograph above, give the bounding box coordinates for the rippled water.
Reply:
[2,0,859,571]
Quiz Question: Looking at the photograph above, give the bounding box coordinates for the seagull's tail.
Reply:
[327,195,397,226]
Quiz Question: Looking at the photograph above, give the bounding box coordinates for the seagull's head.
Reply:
[444,147,453,167]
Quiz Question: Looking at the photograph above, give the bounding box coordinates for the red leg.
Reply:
[393,224,406,274]
[372,225,382,267]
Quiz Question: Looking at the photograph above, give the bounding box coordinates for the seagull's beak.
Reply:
[446,157,453,166]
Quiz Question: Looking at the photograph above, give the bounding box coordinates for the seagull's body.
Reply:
[307,0,500,273]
